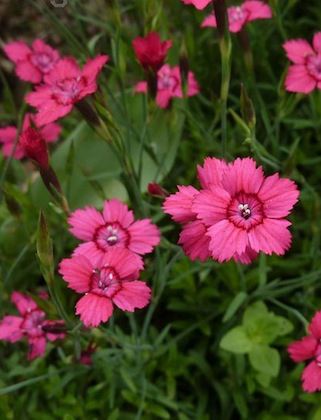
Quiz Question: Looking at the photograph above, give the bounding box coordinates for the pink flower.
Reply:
[283,32,321,94]
[0,292,65,360]
[132,32,172,72]
[19,127,50,169]
[156,64,199,108]
[3,39,60,84]
[68,198,160,261]
[164,157,299,264]
[0,113,61,160]
[202,1,272,33]
[26,55,109,126]
[59,249,150,327]
[288,311,321,393]
[193,157,299,262]
[181,0,212,10]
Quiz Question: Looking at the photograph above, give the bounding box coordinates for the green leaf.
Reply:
[248,345,280,377]
[220,327,253,354]
[223,292,248,322]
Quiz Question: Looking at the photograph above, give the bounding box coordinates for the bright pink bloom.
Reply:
[4,39,60,84]
[164,157,299,264]
[0,113,60,160]
[19,127,49,169]
[156,64,199,108]
[59,249,150,327]
[26,55,108,126]
[192,157,299,262]
[181,0,211,10]
[134,81,148,94]
[202,1,272,32]
[0,292,65,360]
[132,32,172,72]
[283,32,321,94]
[68,198,160,261]
[288,311,321,393]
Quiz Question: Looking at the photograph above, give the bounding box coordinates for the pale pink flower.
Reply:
[181,0,212,10]
[132,32,172,72]
[0,292,65,360]
[202,1,272,32]
[26,55,108,126]
[156,64,200,108]
[283,32,321,94]
[3,39,60,84]
[0,113,61,160]
[288,311,321,393]
[68,198,160,261]
[192,157,299,262]
[59,249,150,327]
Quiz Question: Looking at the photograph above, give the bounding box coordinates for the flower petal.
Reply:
[76,294,113,327]
[192,187,230,226]
[302,360,321,393]
[11,291,38,316]
[308,311,321,340]
[59,255,93,293]
[288,336,318,362]
[68,206,105,241]
[128,219,160,254]
[285,64,316,94]
[197,157,227,189]
[249,219,292,255]
[3,41,31,63]
[102,199,134,228]
[0,316,23,342]
[179,220,211,261]
[113,281,151,311]
[163,185,199,223]
[283,39,314,64]
[100,248,143,280]
[28,336,46,360]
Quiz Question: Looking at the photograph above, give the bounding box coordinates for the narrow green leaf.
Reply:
[223,292,248,322]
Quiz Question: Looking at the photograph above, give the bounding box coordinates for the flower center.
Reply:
[91,266,121,297]
[52,77,82,105]
[158,73,177,91]
[306,54,321,80]
[22,310,45,337]
[229,6,245,23]
[227,193,264,230]
[238,203,251,219]
[31,53,55,73]
[95,223,129,251]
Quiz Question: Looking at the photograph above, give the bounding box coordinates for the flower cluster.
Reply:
[164,157,299,264]
[132,32,200,108]
[0,292,65,360]
[59,199,160,327]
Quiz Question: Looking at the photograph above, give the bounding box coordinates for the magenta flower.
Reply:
[0,292,65,360]
[135,64,200,109]
[132,32,172,72]
[181,0,212,10]
[283,32,321,94]
[288,311,321,393]
[0,113,61,160]
[164,157,299,264]
[202,1,272,32]
[26,55,108,126]
[59,249,150,327]
[4,39,60,84]
[68,198,160,261]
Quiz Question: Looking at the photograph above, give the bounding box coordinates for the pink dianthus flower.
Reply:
[0,113,60,160]
[164,157,299,264]
[288,311,321,393]
[59,249,150,327]
[3,39,60,84]
[283,32,321,94]
[26,55,108,126]
[68,198,160,261]
[135,64,200,109]
[0,292,65,360]
[202,1,272,32]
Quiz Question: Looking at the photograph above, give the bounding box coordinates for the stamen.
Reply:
[238,203,251,219]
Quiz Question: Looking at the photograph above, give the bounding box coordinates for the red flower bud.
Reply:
[19,127,49,169]
[148,182,168,198]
